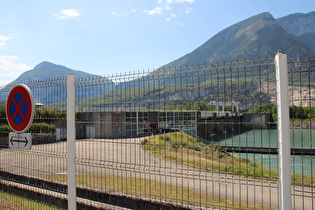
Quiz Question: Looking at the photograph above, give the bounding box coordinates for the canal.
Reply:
[218,129,315,176]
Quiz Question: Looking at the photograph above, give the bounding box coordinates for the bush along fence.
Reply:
[0,52,314,209]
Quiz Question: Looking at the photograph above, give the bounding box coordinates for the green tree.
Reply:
[183,102,193,110]
[303,106,315,119]
[290,105,305,119]
[193,101,216,111]
[0,101,5,119]
[272,105,277,122]
[247,104,278,121]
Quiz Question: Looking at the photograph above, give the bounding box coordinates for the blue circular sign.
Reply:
[6,84,35,133]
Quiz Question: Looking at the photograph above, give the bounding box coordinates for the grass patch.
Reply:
[290,118,315,122]
[142,132,279,181]
[292,173,315,187]
[0,191,61,210]
[142,132,315,187]
[43,173,270,209]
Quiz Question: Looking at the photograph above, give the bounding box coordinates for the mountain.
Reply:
[110,12,314,110]
[3,61,114,105]
[9,61,99,85]
[277,12,315,52]
[102,12,315,111]
[2,12,314,109]
[159,12,315,68]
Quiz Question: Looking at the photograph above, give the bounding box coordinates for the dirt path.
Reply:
[0,138,314,209]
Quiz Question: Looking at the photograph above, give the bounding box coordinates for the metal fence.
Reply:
[0,52,314,209]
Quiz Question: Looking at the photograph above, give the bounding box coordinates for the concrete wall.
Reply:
[197,113,271,142]
[76,112,126,139]
[0,133,57,147]
[242,113,271,129]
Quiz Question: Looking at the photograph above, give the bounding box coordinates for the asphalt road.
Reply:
[0,138,314,209]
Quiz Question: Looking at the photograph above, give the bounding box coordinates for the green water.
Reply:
[218,129,315,176]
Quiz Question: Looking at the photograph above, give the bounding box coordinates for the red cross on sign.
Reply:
[6,84,35,133]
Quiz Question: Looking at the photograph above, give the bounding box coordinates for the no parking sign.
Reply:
[6,84,34,149]
[6,84,35,133]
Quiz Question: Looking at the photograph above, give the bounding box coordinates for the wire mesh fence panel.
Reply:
[288,58,315,210]
[0,78,68,209]
[0,56,314,209]
[72,58,281,209]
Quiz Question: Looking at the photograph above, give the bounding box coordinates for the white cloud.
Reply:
[62,9,80,17]
[0,35,11,47]
[0,55,31,85]
[185,7,193,13]
[111,10,128,17]
[149,0,194,23]
[55,9,80,20]
[166,13,177,22]
[0,35,10,42]
[144,7,164,15]
[165,0,194,3]
[164,5,172,11]
[175,0,195,3]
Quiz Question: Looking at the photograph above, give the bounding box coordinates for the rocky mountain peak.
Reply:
[277,12,315,37]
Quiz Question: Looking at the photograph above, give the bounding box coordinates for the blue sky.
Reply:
[0,0,314,85]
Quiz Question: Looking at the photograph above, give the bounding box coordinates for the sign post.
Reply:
[275,51,292,210]
[6,84,35,150]
[67,74,77,210]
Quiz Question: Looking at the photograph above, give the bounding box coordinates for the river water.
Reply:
[218,129,315,176]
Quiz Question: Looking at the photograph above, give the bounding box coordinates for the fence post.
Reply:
[67,74,76,210]
[275,51,291,210]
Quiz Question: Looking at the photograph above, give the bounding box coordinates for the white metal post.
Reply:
[195,111,198,138]
[136,111,139,136]
[275,51,291,210]
[166,112,168,129]
[67,74,76,210]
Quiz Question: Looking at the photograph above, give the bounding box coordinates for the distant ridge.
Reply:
[277,12,315,52]
[6,11,315,87]
[159,12,315,69]
[277,12,315,37]
[7,61,101,85]
[2,61,113,104]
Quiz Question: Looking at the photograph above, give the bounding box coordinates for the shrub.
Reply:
[29,123,56,133]
[160,135,170,141]
[0,124,10,132]
[171,140,186,148]
[164,136,170,141]
[0,124,10,137]
[188,145,201,151]
[141,139,148,145]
